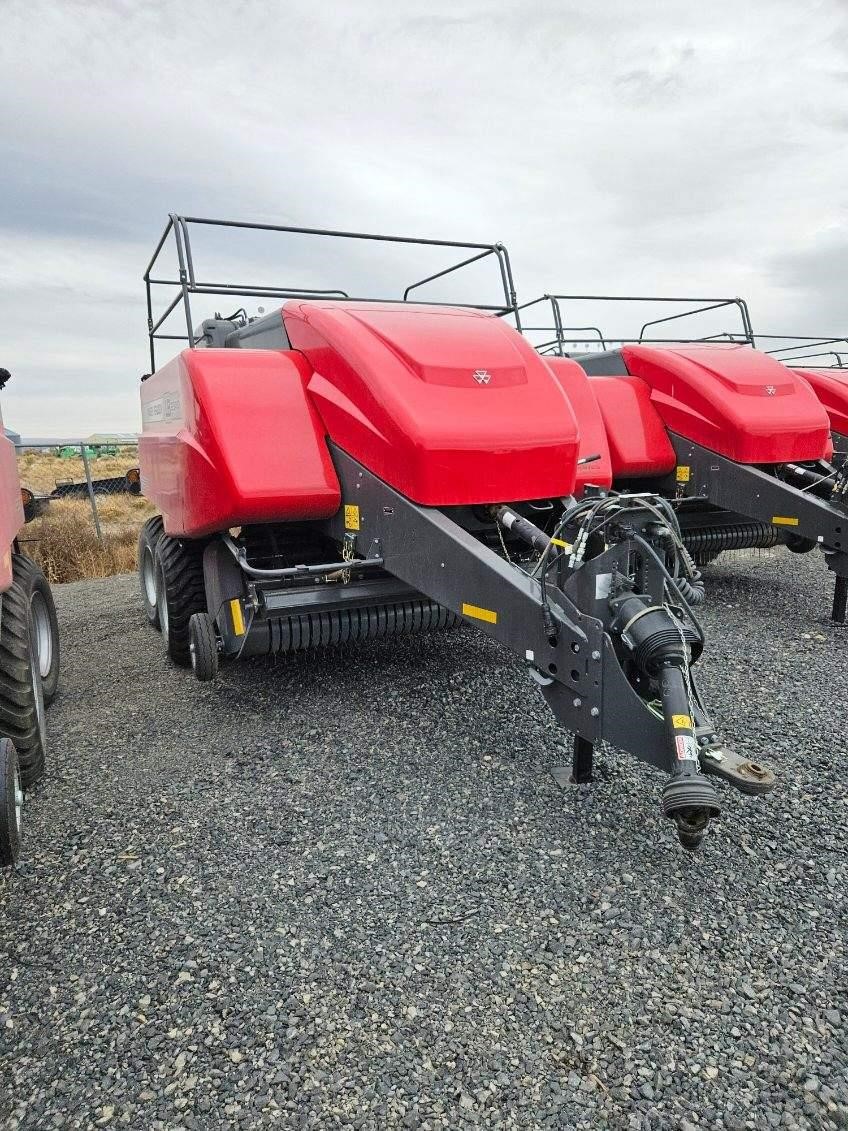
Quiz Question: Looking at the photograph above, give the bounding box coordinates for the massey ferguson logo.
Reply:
[473,369,492,385]
[764,385,776,396]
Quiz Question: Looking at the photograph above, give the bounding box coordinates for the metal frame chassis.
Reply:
[512,294,755,354]
[669,434,848,611]
[143,214,521,371]
[312,446,723,774]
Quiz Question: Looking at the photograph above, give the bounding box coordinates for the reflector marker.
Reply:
[462,602,498,624]
[230,598,246,636]
[772,516,799,527]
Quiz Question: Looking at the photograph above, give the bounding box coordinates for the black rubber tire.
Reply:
[13,554,60,707]
[0,737,22,867]
[0,556,48,787]
[154,535,206,667]
[138,516,164,629]
[189,612,219,682]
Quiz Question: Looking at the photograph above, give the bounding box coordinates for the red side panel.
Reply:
[139,349,340,537]
[793,368,848,438]
[621,343,830,464]
[0,420,23,591]
[544,358,613,491]
[590,376,676,478]
[283,302,579,504]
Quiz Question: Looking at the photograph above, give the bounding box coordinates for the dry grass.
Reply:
[15,448,155,582]
[24,504,139,584]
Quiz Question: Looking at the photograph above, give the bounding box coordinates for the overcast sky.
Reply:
[1,0,846,436]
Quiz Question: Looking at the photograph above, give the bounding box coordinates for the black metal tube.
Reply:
[493,506,553,554]
[571,735,593,783]
[658,665,698,776]
[403,248,496,300]
[833,576,848,624]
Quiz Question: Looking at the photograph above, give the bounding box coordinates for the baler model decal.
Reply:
[344,505,361,531]
[461,602,498,624]
[142,391,182,425]
[771,515,799,526]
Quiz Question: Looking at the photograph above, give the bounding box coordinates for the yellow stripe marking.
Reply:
[462,602,498,624]
[772,515,799,527]
[551,537,572,550]
[230,598,246,636]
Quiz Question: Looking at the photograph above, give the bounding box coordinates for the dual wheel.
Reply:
[138,517,219,682]
[0,554,60,867]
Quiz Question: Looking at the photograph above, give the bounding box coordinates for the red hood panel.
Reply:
[621,343,830,464]
[283,301,579,505]
[793,367,848,438]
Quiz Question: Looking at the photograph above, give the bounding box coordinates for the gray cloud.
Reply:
[0,0,846,433]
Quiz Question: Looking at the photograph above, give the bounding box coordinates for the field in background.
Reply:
[16,447,154,584]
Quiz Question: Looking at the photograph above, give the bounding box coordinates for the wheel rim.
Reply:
[12,758,22,840]
[30,590,53,681]
[29,639,46,750]
[142,545,157,608]
[156,559,169,637]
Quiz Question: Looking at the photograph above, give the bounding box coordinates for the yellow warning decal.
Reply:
[344,504,360,531]
[672,714,693,730]
[230,598,246,636]
[551,538,572,551]
[772,515,799,527]
[462,602,498,624]
[676,466,691,483]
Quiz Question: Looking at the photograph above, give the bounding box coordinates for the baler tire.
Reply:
[12,555,60,707]
[189,613,219,682]
[0,558,48,787]
[138,516,164,629]
[154,535,206,668]
[0,738,22,867]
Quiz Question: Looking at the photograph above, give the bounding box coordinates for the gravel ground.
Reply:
[1,549,846,1130]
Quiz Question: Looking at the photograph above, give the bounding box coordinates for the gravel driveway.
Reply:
[1,552,846,1129]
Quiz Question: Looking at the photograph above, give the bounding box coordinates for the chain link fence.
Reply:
[15,441,155,583]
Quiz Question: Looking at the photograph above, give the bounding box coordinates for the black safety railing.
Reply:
[144,214,521,370]
[755,335,848,369]
[512,294,755,356]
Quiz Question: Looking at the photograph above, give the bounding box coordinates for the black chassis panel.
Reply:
[316,444,705,773]
[669,434,848,576]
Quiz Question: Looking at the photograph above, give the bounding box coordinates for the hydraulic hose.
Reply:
[675,546,705,607]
